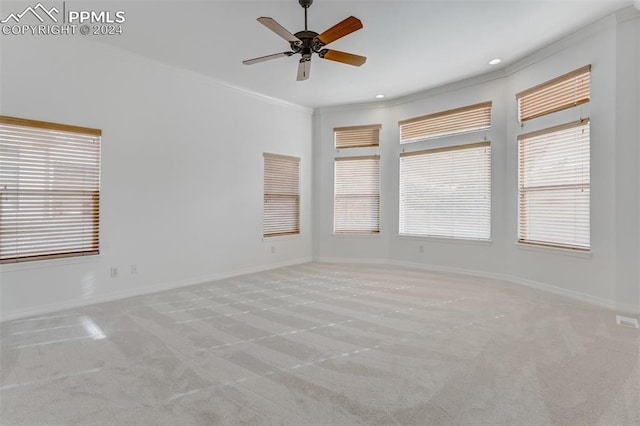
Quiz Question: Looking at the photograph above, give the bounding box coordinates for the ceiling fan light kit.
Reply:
[243,0,366,81]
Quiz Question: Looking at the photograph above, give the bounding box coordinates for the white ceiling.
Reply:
[95,0,633,109]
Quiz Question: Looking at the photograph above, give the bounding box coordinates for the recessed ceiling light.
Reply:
[489,58,502,65]
[375,94,385,99]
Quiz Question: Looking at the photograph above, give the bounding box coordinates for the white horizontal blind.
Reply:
[399,142,491,239]
[518,120,590,250]
[399,101,492,144]
[517,65,590,122]
[335,125,381,149]
[0,116,101,263]
[334,156,380,234]
[263,153,300,237]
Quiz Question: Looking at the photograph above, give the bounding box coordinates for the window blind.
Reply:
[334,156,380,234]
[0,116,101,263]
[399,142,491,239]
[399,101,492,144]
[334,124,381,149]
[517,65,591,122]
[263,153,300,237]
[518,120,590,250]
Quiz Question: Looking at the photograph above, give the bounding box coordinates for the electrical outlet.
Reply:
[131,265,137,274]
[110,267,118,278]
[271,246,276,254]
[616,315,639,328]
[419,245,424,253]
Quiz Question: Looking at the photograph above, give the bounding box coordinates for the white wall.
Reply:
[1,8,637,321]
[314,10,640,313]
[313,106,390,261]
[0,35,313,320]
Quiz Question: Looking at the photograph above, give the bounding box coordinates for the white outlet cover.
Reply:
[616,315,639,328]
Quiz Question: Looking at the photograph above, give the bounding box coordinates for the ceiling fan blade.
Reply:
[316,16,363,45]
[243,51,293,65]
[297,59,311,81]
[320,49,367,67]
[257,17,301,44]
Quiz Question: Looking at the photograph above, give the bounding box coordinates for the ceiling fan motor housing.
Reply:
[291,30,325,58]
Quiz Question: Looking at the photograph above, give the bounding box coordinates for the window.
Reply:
[518,120,590,250]
[516,65,591,251]
[263,153,300,237]
[0,116,101,263]
[517,65,590,122]
[399,101,492,144]
[334,125,380,149]
[334,156,380,234]
[399,142,491,239]
[333,124,381,234]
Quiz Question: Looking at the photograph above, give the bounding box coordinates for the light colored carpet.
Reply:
[1,262,638,425]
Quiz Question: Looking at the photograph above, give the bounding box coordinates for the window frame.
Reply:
[399,101,492,144]
[262,153,300,238]
[399,141,492,241]
[516,64,591,122]
[333,155,381,235]
[0,115,101,264]
[334,124,381,149]
[517,119,591,251]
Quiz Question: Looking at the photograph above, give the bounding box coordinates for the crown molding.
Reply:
[315,6,627,116]
[314,69,507,115]
[617,4,640,23]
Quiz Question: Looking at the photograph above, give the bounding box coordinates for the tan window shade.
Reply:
[334,156,380,234]
[518,120,590,250]
[517,65,591,122]
[334,124,381,149]
[0,115,101,264]
[399,101,492,144]
[263,153,300,237]
[399,142,491,239]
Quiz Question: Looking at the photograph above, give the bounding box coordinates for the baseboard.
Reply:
[0,257,313,322]
[315,256,640,315]
[314,256,389,265]
[4,255,636,321]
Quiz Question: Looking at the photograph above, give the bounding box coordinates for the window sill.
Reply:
[262,234,301,242]
[0,253,100,272]
[397,234,493,246]
[332,232,382,238]
[516,242,592,258]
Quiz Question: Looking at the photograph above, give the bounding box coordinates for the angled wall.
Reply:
[314,10,640,313]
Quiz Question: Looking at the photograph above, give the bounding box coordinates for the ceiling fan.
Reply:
[242,0,366,81]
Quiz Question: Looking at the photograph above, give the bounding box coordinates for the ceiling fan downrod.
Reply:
[300,0,313,31]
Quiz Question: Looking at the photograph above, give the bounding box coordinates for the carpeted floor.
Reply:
[1,262,638,425]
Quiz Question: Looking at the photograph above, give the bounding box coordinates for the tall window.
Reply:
[399,143,491,239]
[516,65,591,250]
[0,116,101,263]
[398,101,492,240]
[518,121,590,250]
[334,124,381,234]
[263,153,300,237]
[334,156,380,234]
